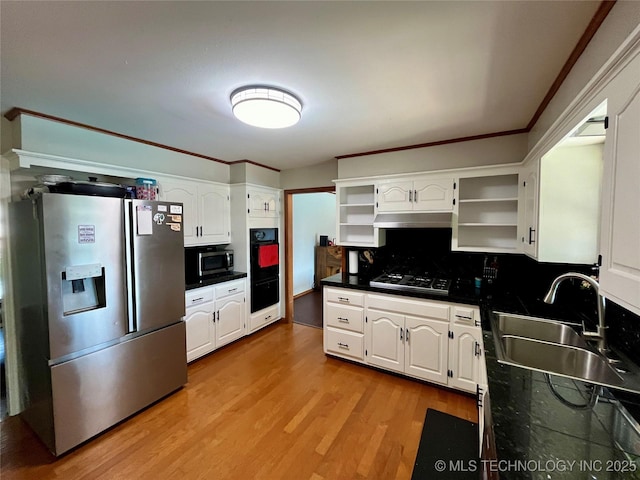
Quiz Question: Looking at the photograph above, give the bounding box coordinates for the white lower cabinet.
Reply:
[323,287,484,394]
[249,303,280,333]
[185,279,246,362]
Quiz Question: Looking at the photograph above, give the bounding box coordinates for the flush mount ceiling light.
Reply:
[231,86,302,129]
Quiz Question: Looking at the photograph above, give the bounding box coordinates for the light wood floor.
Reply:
[1,323,476,480]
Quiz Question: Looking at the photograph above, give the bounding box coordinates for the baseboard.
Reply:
[293,289,315,300]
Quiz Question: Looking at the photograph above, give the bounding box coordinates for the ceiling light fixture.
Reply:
[231,86,302,129]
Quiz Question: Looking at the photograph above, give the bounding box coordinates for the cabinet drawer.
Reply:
[325,288,364,307]
[325,304,364,333]
[325,327,364,361]
[452,306,479,326]
[215,279,245,299]
[185,287,214,307]
[367,293,449,321]
[250,304,279,331]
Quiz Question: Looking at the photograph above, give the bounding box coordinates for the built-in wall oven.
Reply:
[250,228,279,313]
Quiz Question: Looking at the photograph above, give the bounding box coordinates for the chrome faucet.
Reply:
[543,272,607,354]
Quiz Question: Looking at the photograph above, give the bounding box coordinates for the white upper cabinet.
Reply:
[599,50,640,316]
[521,161,539,259]
[377,177,454,212]
[453,172,520,253]
[247,186,279,218]
[160,179,230,246]
[335,182,385,247]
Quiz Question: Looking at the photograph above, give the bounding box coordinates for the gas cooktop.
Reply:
[369,273,451,295]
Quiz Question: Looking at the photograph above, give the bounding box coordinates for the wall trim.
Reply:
[4,108,280,173]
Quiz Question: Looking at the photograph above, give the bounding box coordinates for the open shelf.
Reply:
[455,174,519,253]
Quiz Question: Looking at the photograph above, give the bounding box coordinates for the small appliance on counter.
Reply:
[185,245,234,283]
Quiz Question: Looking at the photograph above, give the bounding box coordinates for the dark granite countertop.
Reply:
[320,273,482,306]
[319,274,640,478]
[481,303,640,480]
[185,271,247,291]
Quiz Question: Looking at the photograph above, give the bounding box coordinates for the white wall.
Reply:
[11,114,231,182]
[538,143,603,263]
[281,159,338,190]
[337,133,528,179]
[293,192,336,295]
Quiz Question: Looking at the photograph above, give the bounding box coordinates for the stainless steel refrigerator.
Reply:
[9,193,187,455]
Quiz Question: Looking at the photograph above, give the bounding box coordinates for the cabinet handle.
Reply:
[228,288,237,293]
[337,297,350,303]
[337,317,349,323]
[337,342,349,349]
[264,202,268,211]
[265,315,272,320]
[455,314,473,320]
[217,311,220,322]
[414,190,417,202]
[400,328,404,342]
[192,297,204,303]
[212,312,215,322]
[409,190,413,202]
[528,227,536,244]
[406,329,410,344]
[475,341,481,357]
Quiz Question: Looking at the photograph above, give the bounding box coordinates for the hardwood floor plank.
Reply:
[0,323,476,479]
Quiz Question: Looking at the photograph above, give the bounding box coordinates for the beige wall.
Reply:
[281,159,338,190]
[337,133,528,179]
[11,114,231,183]
[528,1,640,151]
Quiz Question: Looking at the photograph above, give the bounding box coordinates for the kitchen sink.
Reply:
[490,311,640,395]
[500,335,624,386]
[495,313,588,348]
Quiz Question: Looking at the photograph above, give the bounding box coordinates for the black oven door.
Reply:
[251,277,279,313]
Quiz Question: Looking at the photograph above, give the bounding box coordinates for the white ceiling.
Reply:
[1,1,602,171]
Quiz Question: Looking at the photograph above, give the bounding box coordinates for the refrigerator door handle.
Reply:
[124,200,137,333]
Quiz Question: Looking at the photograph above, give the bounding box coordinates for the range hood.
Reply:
[373,212,453,228]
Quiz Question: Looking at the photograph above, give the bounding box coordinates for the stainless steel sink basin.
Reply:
[489,310,640,395]
[496,313,588,348]
[501,335,624,386]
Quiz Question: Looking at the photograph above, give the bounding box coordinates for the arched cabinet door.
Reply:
[404,316,449,385]
[413,178,454,211]
[366,309,404,373]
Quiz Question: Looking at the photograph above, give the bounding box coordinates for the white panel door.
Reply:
[413,178,454,212]
[185,306,215,362]
[199,184,230,244]
[404,316,449,384]
[367,309,404,373]
[161,181,198,245]
[377,181,413,212]
[449,324,482,393]
[600,53,640,316]
[216,292,245,348]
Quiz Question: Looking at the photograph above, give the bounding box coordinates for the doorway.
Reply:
[283,187,337,328]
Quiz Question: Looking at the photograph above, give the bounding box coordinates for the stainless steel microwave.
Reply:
[185,246,233,280]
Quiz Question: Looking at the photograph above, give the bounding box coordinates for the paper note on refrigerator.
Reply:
[136,205,153,235]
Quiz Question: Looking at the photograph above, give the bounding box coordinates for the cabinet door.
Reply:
[377,181,413,212]
[264,191,279,218]
[521,164,539,258]
[185,306,215,362]
[216,292,245,348]
[247,188,279,218]
[413,178,454,212]
[600,55,640,316]
[161,181,198,245]
[449,324,482,393]
[404,316,449,384]
[366,309,404,373]
[199,184,231,244]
